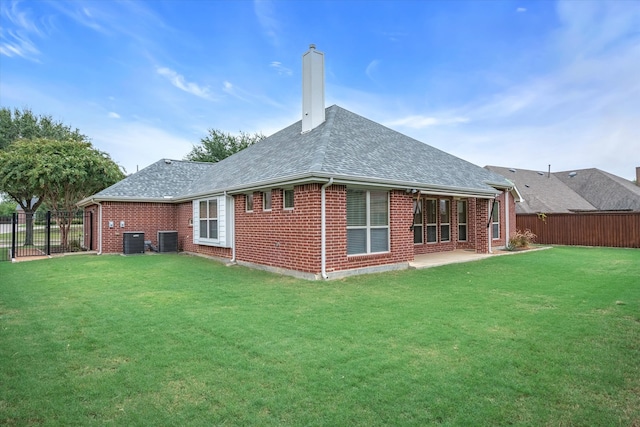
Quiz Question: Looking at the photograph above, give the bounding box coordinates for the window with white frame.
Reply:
[426,199,437,243]
[440,199,450,242]
[284,189,294,209]
[246,193,253,212]
[262,191,272,211]
[457,200,468,241]
[492,200,500,239]
[198,199,218,240]
[413,199,423,244]
[347,189,389,255]
[193,196,232,248]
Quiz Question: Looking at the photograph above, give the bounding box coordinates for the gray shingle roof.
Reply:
[87,105,513,203]
[185,106,512,197]
[555,168,640,211]
[486,166,640,213]
[486,166,595,214]
[91,159,214,200]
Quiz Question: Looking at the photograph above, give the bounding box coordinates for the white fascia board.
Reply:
[419,190,497,199]
[76,195,177,207]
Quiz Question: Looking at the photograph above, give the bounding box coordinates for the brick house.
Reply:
[79,46,519,279]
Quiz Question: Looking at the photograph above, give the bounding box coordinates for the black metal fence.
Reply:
[0,210,93,261]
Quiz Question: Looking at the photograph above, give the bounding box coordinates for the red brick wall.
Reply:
[475,198,490,253]
[325,188,414,273]
[83,205,99,251]
[97,202,177,253]
[492,192,509,248]
[85,185,515,271]
[235,184,322,273]
[234,186,415,275]
[177,202,232,259]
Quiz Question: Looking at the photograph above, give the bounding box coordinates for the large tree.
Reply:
[185,129,265,163]
[0,107,86,151]
[0,138,124,247]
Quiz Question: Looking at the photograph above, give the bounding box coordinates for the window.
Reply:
[440,199,450,242]
[457,200,468,241]
[284,189,294,209]
[426,199,437,243]
[263,191,272,211]
[193,196,232,247]
[246,193,254,212]
[413,199,423,244]
[347,189,389,255]
[198,199,218,240]
[492,200,500,239]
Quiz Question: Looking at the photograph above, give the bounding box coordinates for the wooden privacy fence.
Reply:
[517,212,640,248]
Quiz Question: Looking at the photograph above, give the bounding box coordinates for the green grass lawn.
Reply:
[1,247,639,426]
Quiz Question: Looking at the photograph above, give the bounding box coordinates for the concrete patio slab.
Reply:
[410,247,550,269]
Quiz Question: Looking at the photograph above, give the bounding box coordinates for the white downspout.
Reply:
[96,201,103,255]
[488,198,494,254]
[226,191,236,263]
[321,177,334,279]
[505,191,510,247]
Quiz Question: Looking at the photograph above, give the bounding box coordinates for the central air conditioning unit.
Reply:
[158,231,178,253]
[123,232,145,255]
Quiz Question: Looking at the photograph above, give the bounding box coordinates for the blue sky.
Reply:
[1,0,639,180]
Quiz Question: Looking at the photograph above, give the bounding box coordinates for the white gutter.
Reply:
[420,190,498,199]
[320,177,334,279]
[173,173,501,203]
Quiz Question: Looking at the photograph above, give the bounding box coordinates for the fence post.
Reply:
[11,212,17,261]
[46,211,51,256]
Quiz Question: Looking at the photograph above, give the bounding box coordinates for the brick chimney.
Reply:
[636,167,640,186]
[301,44,325,133]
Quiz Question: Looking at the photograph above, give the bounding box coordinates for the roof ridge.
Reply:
[307,105,338,172]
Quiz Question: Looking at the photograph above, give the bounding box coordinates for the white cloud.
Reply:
[89,121,194,174]
[269,61,292,76]
[156,67,214,100]
[108,112,120,119]
[254,0,280,46]
[365,60,380,82]
[516,7,527,13]
[222,80,285,109]
[0,0,45,60]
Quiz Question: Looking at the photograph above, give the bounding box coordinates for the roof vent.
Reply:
[537,171,544,176]
[508,168,516,173]
[568,171,577,178]
[165,159,172,165]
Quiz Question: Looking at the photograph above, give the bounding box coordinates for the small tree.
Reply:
[0,195,18,217]
[0,138,124,248]
[0,141,46,245]
[185,129,264,163]
[0,107,89,245]
[0,107,86,151]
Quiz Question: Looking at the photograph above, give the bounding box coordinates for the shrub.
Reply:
[508,228,537,250]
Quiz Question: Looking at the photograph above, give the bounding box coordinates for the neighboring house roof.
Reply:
[486,166,640,214]
[554,168,640,211]
[82,105,513,205]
